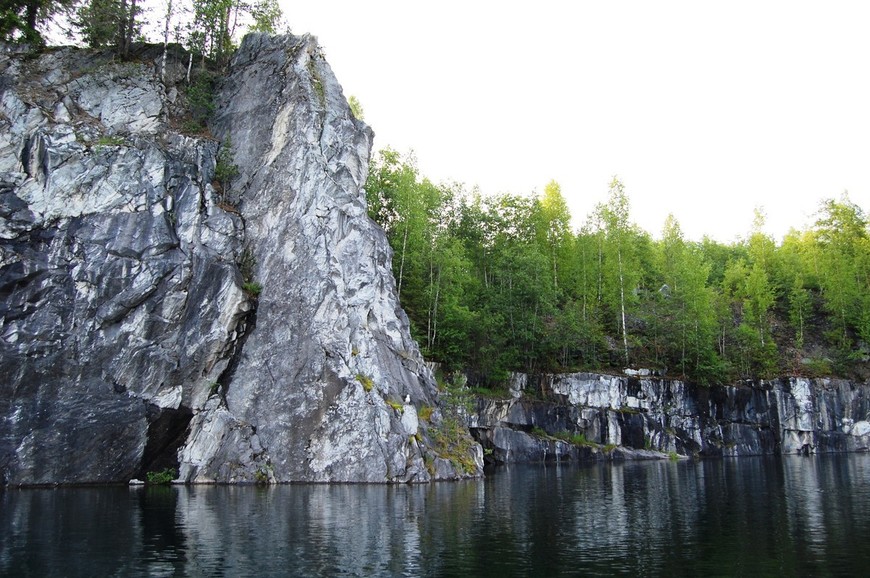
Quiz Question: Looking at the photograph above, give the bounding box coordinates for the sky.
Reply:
[283,1,870,242]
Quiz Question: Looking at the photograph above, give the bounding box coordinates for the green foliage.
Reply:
[187,0,242,67]
[811,194,870,351]
[237,246,260,297]
[553,431,595,447]
[428,381,479,474]
[466,386,509,399]
[650,214,718,381]
[146,468,176,485]
[364,147,869,384]
[356,373,374,392]
[307,57,324,105]
[419,405,434,421]
[531,428,596,447]
[242,281,262,296]
[248,0,283,34]
[75,0,141,54]
[801,357,833,377]
[214,136,239,193]
[348,95,365,120]
[96,135,126,146]
[238,246,256,282]
[1,0,77,44]
[387,399,404,412]
[184,72,216,129]
[76,0,118,47]
[93,134,127,152]
[430,421,478,475]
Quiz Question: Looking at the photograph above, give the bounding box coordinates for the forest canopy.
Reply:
[365,148,870,386]
[0,0,285,62]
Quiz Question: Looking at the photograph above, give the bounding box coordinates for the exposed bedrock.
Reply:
[471,372,870,464]
[0,37,481,485]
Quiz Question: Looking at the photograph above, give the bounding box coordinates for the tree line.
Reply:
[1,0,283,63]
[366,149,870,386]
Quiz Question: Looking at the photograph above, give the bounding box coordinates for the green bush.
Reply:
[357,373,374,392]
[553,430,596,447]
[146,468,176,485]
[429,381,480,474]
[254,467,271,484]
[387,400,404,412]
[430,415,478,474]
[242,281,262,296]
[215,137,239,189]
[185,73,215,127]
[95,135,126,148]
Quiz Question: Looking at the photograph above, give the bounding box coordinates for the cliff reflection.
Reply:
[3,455,870,576]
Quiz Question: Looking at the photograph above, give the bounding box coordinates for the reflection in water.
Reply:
[2,455,870,576]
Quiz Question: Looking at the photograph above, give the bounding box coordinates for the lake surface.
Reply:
[2,454,870,577]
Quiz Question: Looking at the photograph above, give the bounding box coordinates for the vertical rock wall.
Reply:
[0,45,249,484]
[472,372,870,463]
[179,34,479,482]
[0,38,482,485]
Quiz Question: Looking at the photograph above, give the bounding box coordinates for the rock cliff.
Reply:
[472,371,870,463]
[0,36,482,485]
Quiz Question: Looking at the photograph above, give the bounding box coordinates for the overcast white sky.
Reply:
[280,1,869,242]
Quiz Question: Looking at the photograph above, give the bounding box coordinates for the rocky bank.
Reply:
[0,35,482,485]
[471,371,870,464]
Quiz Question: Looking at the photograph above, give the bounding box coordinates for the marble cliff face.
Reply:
[0,35,482,485]
[471,372,870,463]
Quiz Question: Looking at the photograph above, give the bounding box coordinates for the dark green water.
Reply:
[2,455,869,577]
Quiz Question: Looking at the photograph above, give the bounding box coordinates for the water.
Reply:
[2,455,870,577]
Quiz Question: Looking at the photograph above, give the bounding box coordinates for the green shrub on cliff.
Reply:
[146,468,176,485]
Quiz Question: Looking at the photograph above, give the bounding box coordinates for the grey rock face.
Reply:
[181,34,478,483]
[472,372,870,463]
[0,38,482,485]
[0,46,248,485]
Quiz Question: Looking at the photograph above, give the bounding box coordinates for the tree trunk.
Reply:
[431,269,441,351]
[397,224,408,297]
[161,0,173,81]
[117,0,129,55]
[618,246,629,365]
[25,0,38,32]
[125,0,138,56]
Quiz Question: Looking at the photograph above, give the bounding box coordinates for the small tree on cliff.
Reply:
[186,0,283,69]
[248,0,283,33]
[1,0,77,44]
[75,0,141,56]
[595,177,641,366]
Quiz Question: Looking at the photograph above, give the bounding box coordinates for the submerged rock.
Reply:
[0,38,482,485]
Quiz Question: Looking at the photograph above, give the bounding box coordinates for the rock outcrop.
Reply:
[472,371,870,463]
[0,36,482,486]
